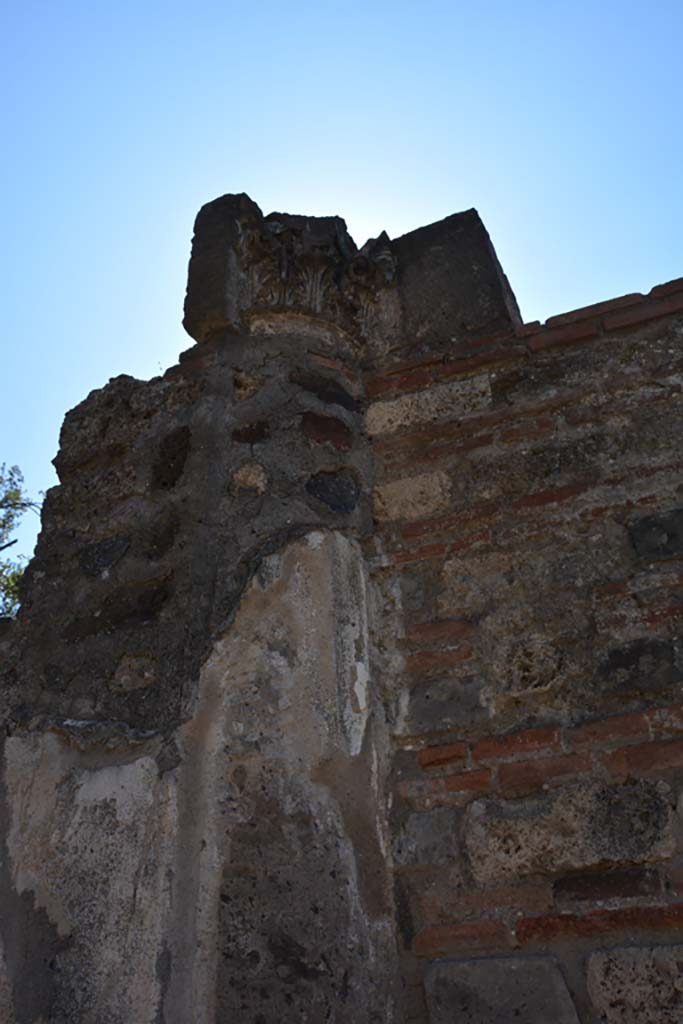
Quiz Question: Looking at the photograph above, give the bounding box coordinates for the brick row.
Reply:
[396,702,683,809]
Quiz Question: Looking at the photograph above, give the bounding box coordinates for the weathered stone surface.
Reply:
[172,531,397,1021]
[425,957,580,1024]
[630,507,683,560]
[366,375,491,436]
[2,532,398,1022]
[390,209,521,357]
[464,781,674,884]
[587,945,683,1023]
[3,732,171,1023]
[393,808,461,867]
[231,460,269,493]
[306,468,361,513]
[598,637,683,694]
[374,471,451,522]
[183,194,520,362]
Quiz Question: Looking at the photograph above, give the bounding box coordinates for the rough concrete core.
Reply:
[2,192,683,1023]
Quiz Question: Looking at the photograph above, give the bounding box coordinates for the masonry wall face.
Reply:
[2,193,683,1022]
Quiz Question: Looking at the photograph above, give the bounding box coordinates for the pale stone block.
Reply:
[587,945,683,1023]
[464,780,674,885]
[366,374,491,436]
[373,471,451,522]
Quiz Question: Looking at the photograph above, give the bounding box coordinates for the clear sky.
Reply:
[3,0,683,558]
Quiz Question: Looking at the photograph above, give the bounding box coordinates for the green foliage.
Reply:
[0,464,39,617]
[0,560,24,616]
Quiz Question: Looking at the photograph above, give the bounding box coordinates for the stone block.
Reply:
[365,374,491,436]
[629,507,683,561]
[587,945,683,1023]
[391,208,521,359]
[464,780,674,885]
[392,807,460,867]
[373,471,451,523]
[424,956,580,1024]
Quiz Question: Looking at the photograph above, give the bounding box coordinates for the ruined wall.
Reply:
[1,192,683,1022]
[369,281,683,1023]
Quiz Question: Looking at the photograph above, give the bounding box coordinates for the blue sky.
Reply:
[3,0,683,558]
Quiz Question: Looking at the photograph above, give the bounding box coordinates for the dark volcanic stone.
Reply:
[79,535,130,577]
[153,426,191,489]
[64,576,171,641]
[598,637,682,693]
[630,508,683,560]
[305,470,360,513]
[290,372,360,412]
[425,957,580,1024]
[232,421,271,444]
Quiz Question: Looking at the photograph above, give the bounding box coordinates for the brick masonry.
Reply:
[368,264,683,1021]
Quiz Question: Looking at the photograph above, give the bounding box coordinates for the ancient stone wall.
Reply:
[1,193,683,1022]
[369,279,683,1023]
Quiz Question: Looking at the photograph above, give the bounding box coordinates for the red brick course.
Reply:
[405,645,473,677]
[516,903,683,945]
[498,754,591,797]
[421,883,554,924]
[604,738,683,779]
[472,726,560,763]
[404,619,475,646]
[417,742,468,771]
[415,920,513,958]
[569,713,651,750]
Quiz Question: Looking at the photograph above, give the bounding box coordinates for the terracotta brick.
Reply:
[406,645,473,677]
[390,542,450,565]
[545,293,643,328]
[449,528,492,553]
[404,619,475,646]
[455,327,516,351]
[365,367,433,398]
[604,292,683,331]
[438,346,528,380]
[553,867,662,904]
[401,512,465,541]
[649,277,683,299]
[422,882,553,923]
[443,768,492,794]
[513,482,590,510]
[604,738,683,779]
[499,418,555,443]
[498,754,591,796]
[309,352,358,383]
[648,704,683,738]
[472,726,560,763]
[386,432,496,474]
[569,713,651,750]
[515,321,541,337]
[417,742,468,771]
[643,603,683,626]
[370,355,511,401]
[594,580,630,598]
[415,919,513,958]
[517,903,683,945]
[526,318,600,352]
[301,411,352,450]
